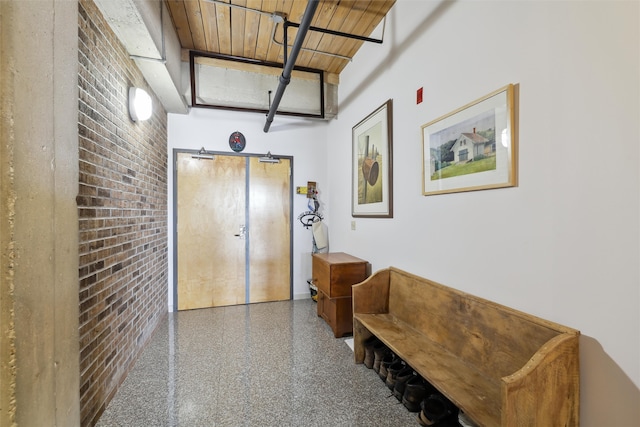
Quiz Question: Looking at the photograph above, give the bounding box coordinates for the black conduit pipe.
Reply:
[263,0,320,133]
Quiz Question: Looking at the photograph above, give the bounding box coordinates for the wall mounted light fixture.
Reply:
[128,87,153,122]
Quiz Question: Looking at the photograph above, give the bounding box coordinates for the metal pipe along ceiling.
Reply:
[263,0,320,133]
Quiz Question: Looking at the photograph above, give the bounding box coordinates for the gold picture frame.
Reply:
[352,99,393,217]
[422,84,517,196]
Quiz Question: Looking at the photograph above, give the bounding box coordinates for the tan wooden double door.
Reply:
[176,152,291,310]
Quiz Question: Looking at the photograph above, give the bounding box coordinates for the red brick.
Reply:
[78,1,168,425]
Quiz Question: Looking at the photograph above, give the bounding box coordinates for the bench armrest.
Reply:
[501,332,580,426]
[352,268,390,315]
[352,268,390,364]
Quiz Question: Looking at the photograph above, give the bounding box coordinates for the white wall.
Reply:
[327,0,639,426]
[168,0,639,424]
[167,108,329,308]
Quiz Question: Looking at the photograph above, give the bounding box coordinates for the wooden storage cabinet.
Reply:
[312,252,368,337]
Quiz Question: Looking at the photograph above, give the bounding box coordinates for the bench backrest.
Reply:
[387,268,572,381]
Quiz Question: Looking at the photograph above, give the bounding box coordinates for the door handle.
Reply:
[234,225,246,239]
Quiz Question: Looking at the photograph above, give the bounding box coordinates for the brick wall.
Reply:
[77,1,168,425]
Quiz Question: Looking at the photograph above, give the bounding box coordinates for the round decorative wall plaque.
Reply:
[229,131,246,152]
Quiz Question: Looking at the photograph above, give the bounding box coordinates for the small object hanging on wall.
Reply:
[229,131,246,152]
[307,181,317,199]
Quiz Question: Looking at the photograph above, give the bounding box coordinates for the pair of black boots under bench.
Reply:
[363,337,463,427]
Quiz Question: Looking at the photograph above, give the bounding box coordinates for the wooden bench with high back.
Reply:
[352,267,580,427]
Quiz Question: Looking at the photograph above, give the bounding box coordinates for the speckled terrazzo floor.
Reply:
[96,298,419,427]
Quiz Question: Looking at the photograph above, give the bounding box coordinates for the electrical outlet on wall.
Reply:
[351,220,356,230]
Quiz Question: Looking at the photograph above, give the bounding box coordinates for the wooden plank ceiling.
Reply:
[166,0,396,79]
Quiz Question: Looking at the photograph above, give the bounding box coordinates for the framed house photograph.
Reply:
[352,99,393,217]
[422,84,517,196]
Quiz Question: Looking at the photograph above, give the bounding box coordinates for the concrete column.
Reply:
[0,0,80,425]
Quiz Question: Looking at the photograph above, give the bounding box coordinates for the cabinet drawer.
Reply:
[312,252,368,298]
[313,255,331,296]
